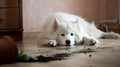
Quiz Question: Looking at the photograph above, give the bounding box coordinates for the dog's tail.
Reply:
[100,32,120,39]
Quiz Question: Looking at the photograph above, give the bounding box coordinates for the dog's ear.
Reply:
[53,18,59,31]
[71,19,79,28]
[54,18,59,28]
[73,19,79,23]
[72,19,81,32]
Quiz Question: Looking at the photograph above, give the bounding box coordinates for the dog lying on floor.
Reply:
[38,12,120,47]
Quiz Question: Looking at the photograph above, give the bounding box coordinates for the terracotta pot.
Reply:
[0,36,18,63]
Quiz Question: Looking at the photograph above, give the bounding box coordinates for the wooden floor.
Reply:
[0,36,120,67]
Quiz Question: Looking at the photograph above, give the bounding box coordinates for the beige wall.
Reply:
[23,0,118,32]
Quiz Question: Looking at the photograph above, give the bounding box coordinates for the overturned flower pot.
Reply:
[0,36,18,63]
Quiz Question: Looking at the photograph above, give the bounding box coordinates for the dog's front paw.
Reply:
[48,40,57,47]
[86,39,97,46]
[83,37,97,46]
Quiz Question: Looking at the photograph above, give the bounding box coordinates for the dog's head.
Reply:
[53,18,82,46]
[56,27,76,46]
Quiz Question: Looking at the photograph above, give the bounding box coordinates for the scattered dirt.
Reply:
[89,54,92,57]
[89,65,93,67]
[18,48,96,62]
[18,53,71,62]
[52,53,71,57]
[36,55,63,62]
[73,48,95,54]
[35,48,95,62]
[96,47,113,49]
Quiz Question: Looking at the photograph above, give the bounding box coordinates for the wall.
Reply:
[100,0,118,23]
[106,0,118,19]
[22,0,118,32]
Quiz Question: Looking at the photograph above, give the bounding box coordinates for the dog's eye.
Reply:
[61,34,65,36]
[71,33,74,36]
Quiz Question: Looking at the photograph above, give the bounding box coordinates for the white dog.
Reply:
[38,12,120,47]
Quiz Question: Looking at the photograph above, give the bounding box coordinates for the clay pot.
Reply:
[0,36,18,63]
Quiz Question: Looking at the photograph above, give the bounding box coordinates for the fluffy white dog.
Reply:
[38,12,120,47]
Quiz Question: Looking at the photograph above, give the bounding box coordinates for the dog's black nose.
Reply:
[66,40,71,46]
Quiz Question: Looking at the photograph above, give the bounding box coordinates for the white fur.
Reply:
[38,12,120,47]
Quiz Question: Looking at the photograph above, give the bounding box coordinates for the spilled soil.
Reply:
[18,47,95,62]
